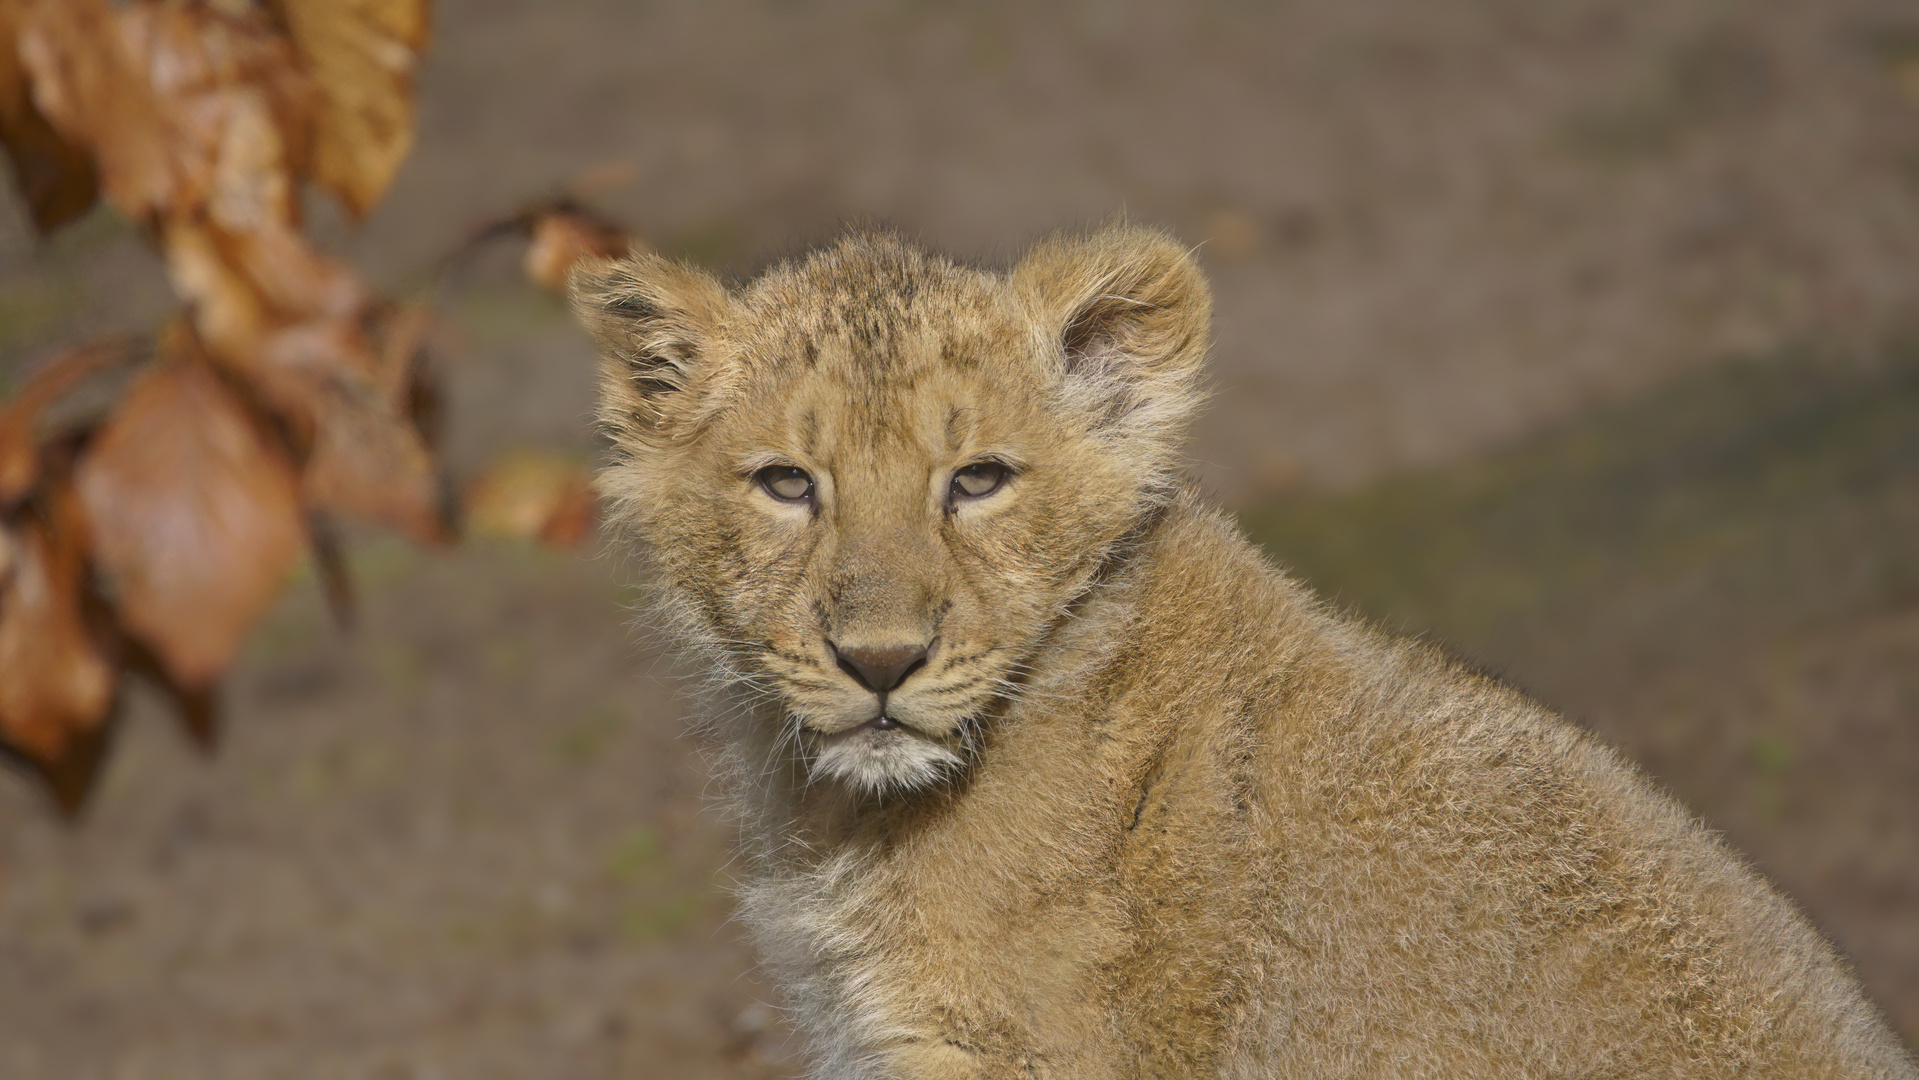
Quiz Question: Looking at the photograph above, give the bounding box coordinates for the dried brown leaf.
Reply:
[118,2,312,226]
[15,0,180,221]
[524,209,630,292]
[235,309,447,544]
[162,216,367,363]
[75,343,306,690]
[97,2,358,362]
[0,0,98,231]
[19,0,314,226]
[464,449,595,548]
[230,221,367,321]
[249,315,372,415]
[266,0,429,216]
[299,367,446,543]
[0,487,117,815]
[0,336,142,506]
[159,214,274,360]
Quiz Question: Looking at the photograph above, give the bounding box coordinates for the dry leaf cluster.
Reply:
[0,0,626,813]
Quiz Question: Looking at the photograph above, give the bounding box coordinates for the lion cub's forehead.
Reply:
[734,235,1035,387]
[718,235,1049,456]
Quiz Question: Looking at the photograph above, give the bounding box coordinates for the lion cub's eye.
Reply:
[755,465,815,503]
[951,461,1010,501]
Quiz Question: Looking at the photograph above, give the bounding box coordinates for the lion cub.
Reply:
[574,227,1914,1078]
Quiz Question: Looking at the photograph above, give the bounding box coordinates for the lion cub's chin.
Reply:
[811,721,966,795]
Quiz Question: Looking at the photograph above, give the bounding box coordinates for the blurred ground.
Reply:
[1,0,1916,1075]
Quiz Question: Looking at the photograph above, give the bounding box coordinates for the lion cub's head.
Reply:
[574,226,1210,794]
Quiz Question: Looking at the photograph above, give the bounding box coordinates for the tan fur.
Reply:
[574,226,1916,1079]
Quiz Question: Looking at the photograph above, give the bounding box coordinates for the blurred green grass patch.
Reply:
[1242,343,1919,670]
[551,705,627,766]
[606,825,663,882]
[619,892,706,942]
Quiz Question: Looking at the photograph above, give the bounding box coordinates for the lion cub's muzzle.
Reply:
[807,636,969,792]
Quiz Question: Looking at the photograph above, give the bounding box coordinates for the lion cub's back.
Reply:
[1235,607,1914,1076]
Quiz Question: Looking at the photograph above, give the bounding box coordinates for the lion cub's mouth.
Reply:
[810,712,903,740]
[815,712,909,748]
[807,713,965,793]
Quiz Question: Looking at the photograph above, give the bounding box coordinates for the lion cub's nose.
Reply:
[831,641,930,694]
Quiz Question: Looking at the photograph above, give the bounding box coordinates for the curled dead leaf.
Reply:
[0,336,142,507]
[299,367,447,543]
[20,0,315,226]
[525,209,630,292]
[160,214,274,360]
[162,215,368,363]
[463,449,595,548]
[75,340,307,690]
[117,1,312,227]
[245,314,448,544]
[0,485,118,815]
[15,0,180,221]
[436,189,634,297]
[266,0,430,216]
[207,216,365,322]
[0,0,99,231]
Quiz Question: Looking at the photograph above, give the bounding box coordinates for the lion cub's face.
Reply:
[576,227,1209,794]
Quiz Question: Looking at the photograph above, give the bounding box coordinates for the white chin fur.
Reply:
[813,728,964,794]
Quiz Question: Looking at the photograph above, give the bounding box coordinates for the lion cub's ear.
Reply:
[1011,224,1211,444]
[570,252,731,438]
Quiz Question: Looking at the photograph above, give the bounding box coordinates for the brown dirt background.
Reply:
[2,1,1917,1075]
